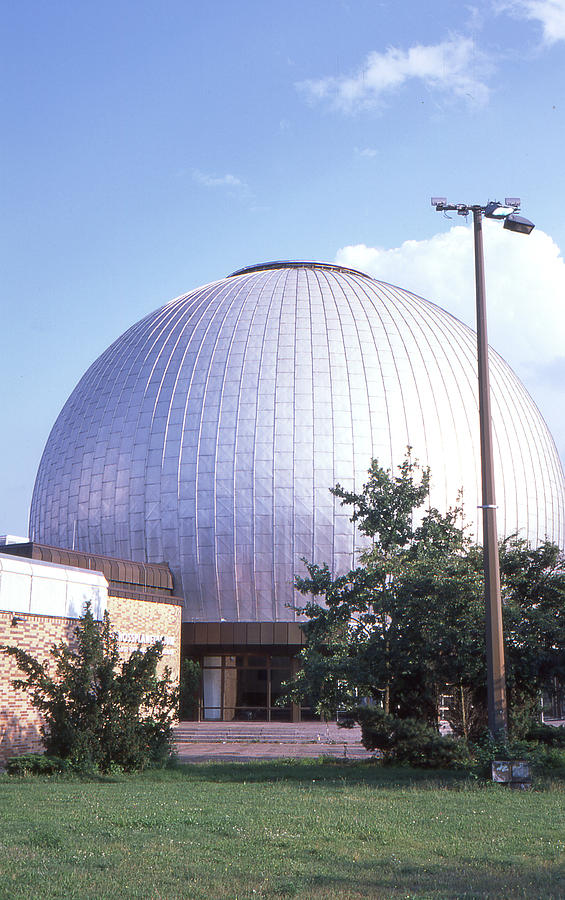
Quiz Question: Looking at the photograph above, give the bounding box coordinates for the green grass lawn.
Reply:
[1,760,564,900]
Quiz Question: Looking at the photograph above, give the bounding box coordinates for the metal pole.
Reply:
[472,207,508,738]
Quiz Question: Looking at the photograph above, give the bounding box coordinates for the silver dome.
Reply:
[30,261,565,622]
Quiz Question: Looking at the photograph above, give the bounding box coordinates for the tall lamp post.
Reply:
[431,198,535,738]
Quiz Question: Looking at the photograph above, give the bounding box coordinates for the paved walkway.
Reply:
[174,742,374,762]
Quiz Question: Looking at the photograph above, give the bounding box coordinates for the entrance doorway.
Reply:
[200,653,294,721]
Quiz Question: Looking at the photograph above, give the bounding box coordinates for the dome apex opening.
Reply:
[228,260,371,279]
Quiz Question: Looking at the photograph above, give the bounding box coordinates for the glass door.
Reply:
[199,654,294,721]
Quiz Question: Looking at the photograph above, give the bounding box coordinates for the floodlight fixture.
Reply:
[484,201,517,220]
[504,198,520,208]
[431,197,447,207]
[503,213,535,235]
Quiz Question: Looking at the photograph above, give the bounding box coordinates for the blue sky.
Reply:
[2,0,564,536]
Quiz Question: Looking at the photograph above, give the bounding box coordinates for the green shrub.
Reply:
[538,746,565,770]
[2,603,179,773]
[5,754,70,776]
[470,732,525,777]
[526,723,565,747]
[357,707,471,769]
[469,730,565,777]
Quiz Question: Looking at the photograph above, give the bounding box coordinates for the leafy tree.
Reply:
[2,603,178,771]
[288,454,565,739]
[330,455,431,552]
[497,538,565,736]
[290,453,475,723]
[179,657,202,720]
[284,564,380,720]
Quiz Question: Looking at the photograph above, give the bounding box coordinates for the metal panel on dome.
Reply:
[30,262,565,623]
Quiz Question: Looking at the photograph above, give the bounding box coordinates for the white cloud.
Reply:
[336,224,565,459]
[501,0,565,43]
[192,170,245,189]
[355,147,378,158]
[297,36,491,111]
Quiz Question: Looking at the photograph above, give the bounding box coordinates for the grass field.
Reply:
[1,760,564,900]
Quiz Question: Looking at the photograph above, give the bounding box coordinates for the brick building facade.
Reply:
[0,544,182,765]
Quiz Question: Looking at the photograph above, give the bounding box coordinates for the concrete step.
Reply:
[174,721,363,745]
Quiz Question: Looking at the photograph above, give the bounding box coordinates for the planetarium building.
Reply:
[29,261,565,721]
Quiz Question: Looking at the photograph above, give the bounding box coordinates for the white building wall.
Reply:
[0,553,108,621]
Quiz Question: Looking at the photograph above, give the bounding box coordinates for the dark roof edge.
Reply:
[228,260,372,279]
[0,542,174,591]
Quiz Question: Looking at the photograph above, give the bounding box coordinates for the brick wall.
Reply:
[0,597,181,765]
[0,611,77,761]
[107,596,181,680]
